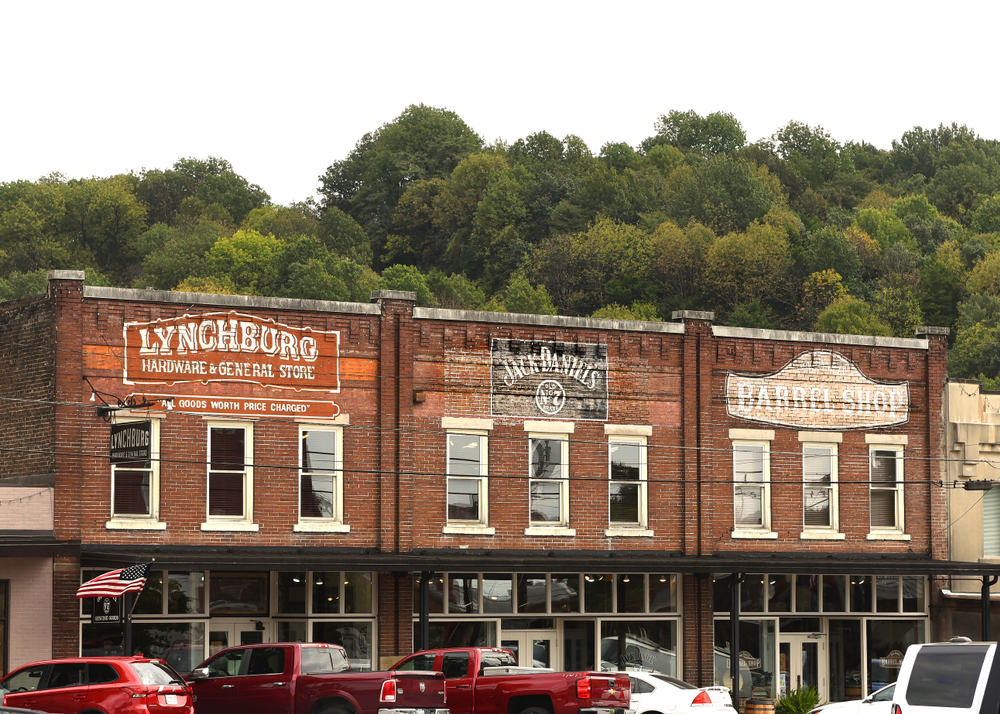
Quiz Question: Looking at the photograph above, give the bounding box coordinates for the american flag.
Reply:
[76,563,151,599]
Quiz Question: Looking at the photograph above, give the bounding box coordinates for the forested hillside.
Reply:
[4,106,1000,383]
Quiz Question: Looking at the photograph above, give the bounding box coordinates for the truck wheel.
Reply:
[319,706,354,714]
[518,707,553,714]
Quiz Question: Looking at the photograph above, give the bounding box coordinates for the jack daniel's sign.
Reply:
[491,339,608,420]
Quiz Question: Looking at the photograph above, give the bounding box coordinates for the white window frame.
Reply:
[201,420,257,532]
[445,430,491,532]
[731,429,776,539]
[527,433,571,530]
[801,442,840,536]
[867,443,907,539]
[607,435,648,532]
[984,488,1000,558]
[106,415,165,530]
[295,425,348,533]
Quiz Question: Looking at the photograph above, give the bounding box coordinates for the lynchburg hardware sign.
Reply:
[491,339,608,420]
[110,421,151,463]
[726,349,909,430]
[123,311,340,393]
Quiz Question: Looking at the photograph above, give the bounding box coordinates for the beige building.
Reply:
[944,379,1000,640]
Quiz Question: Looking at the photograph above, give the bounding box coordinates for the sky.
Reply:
[2,1,998,207]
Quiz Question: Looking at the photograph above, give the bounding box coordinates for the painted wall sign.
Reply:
[109,420,151,463]
[725,349,909,430]
[132,394,341,420]
[491,338,608,420]
[123,311,340,393]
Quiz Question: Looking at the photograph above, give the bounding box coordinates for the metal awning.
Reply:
[79,544,1000,577]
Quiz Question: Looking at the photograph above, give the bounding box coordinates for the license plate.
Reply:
[165,694,178,705]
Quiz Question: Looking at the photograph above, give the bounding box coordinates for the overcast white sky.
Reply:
[2,1,997,206]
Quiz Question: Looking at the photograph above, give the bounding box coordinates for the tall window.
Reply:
[448,433,487,524]
[734,442,769,530]
[208,423,252,521]
[300,427,343,522]
[985,488,1000,558]
[803,445,837,530]
[529,436,568,527]
[870,446,903,532]
[609,437,646,527]
[110,419,160,522]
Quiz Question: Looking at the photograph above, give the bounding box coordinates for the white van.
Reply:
[890,639,997,714]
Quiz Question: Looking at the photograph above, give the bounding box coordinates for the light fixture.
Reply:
[659,576,667,583]
[90,391,96,402]
[82,376,161,421]
[623,576,630,583]
[165,399,174,411]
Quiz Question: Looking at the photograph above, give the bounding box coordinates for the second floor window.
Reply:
[208,424,252,520]
[529,436,569,526]
[734,442,768,529]
[870,446,903,531]
[448,432,487,524]
[609,438,646,527]
[300,427,342,521]
[803,445,836,530]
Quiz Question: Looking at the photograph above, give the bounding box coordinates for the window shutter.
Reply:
[870,450,898,529]
[984,488,1000,557]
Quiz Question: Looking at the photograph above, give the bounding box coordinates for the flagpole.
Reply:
[123,592,132,656]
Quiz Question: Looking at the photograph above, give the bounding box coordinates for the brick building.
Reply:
[0,270,992,702]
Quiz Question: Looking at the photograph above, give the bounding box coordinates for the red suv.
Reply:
[0,656,193,713]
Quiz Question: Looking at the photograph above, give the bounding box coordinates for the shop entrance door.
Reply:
[208,620,271,657]
[779,634,824,700]
[501,630,558,669]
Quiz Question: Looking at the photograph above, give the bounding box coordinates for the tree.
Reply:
[590,302,661,321]
[803,226,862,288]
[649,220,714,301]
[425,270,487,310]
[173,157,270,225]
[650,110,746,155]
[920,241,967,329]
[815,297,892,336]
[485,273,557,315]
[665,156,785,235]
[798,269,849,328]
[203,229,284,295]
[770,120,842,188]
[971,194,1000,234]
[872,280,924,337]
[703,221,793,309]
[242,205,319,240]
[318,207,373,266]
[318,104,483,260]
[967,249,1000,296]
[379,264,434,305]
[141,219,230,290]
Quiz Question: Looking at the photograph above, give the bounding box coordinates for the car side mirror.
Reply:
[189,668,211,681]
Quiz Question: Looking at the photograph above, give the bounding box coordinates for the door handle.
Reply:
[272,682,288,687]
[223,684,235,689]
[456,684,471,689]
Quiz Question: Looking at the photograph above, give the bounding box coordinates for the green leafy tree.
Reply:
[242,205,318,240]
[485,273,557,315]
[136,168,195,226]
[425,270,487,310]
[379,263,435,305]
[590,301,661,321]
[872,280,924,337]
[0,179,77,273]
[803,226,862,288]
[141,219,230,290]
[649,220,714,302]
[0,269,50,301]
[650,110,746,155]
[815,297,893,336]
[971,194,1000,234]
[949,321,1000,380]
[966,249,1000,295]
[919,241,967,329]
[703,221,793,309]
[319,104,483,260]
[173,157,270,225]
[318,206,373,266]
[798,269,849,328]
[770,120,842,188]
[666,156,785,235]
[203,229,284,295]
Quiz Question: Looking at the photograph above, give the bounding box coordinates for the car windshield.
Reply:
[905,645,989,708]
[301,647,351,674]
[130,661,186,686]
[652,674,697,690]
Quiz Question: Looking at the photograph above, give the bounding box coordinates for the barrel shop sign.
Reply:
[491,339,608,420]
[122,311,340,393]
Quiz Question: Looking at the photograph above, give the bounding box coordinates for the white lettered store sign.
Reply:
[725,349,909,430]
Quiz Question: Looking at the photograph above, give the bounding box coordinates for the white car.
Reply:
[626,671,738,714]
[808,683,895,714]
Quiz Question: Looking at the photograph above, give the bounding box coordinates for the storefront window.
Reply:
[650,575,677,613]
[617,575,644,613]
[742,575,765,612]
[563,620,595,672]
[517,574,548,613]
[169,572,205,614]
[275,620,307,642]
[412,574,445,614]
[344,572,372,614]
[769,575,791,613]
[413,620,496,649]
[552,575,580,613]
[714,574,736,612]
[584,574,613,613]
[134,622,205,675]
[823,576,847,612]
[866,620,924,694]
[313,621,373,671]
[828,620,862,701]
[601,620,677,675]
[876,576,898,613]
[278,572,307,614]
[714,619,776,702]
[483,574,513,613]
[449,574,480,613]
[902,577,925,612]
[794,575,819,613]
[850,576,872,613]
[313,572,341,614]
[133,570,164,614]
[210,572,267,616]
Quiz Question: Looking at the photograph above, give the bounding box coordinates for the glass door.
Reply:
[779,633,824,700]
[501,630,557,669]
[208,620,270,656]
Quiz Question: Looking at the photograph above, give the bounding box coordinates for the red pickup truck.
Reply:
[187,642,449,714]
[391,647,630,714]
